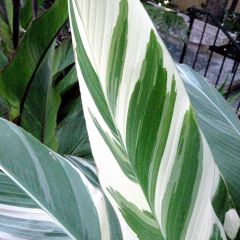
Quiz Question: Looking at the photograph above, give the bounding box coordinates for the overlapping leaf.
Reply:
[20,45,60,150]
[57,97,92,159]
[69,0,240,239]
[20,0,45,29]
[0,172,70,239]
[177,64,240,214]
[0,0,68,119]
[0,0,14,58]
[0,118,122,240]
[52,39,74,76]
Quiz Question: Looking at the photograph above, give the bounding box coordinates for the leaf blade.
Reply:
[0,118,123,239]
[0,0,68,118]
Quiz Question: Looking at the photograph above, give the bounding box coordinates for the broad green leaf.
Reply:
[69,0,240,239]
[0,1,14,58]
[0,0,68,119]
[20,0,33,29]
[20,45,60,150]
[177,64,240,214]
[0,17,13,57]
[55,67,78,95]
[20,0,45,29]
[56,78,92,158]
[57,97,92,159]
[17,37,82,153]
[0,0,13,31]
[0,172,70,239]
[0,49,8,69]
[0,97,9,119]
[3,0,12,30]
[0,172,37,208]
[0,118,123,240]
[52,39,74,76]
[20,0,44,29]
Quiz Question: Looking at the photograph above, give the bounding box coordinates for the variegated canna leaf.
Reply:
[0,172,70,239]
[177,64,240,214]
[0,118,122,240]
[69,0,240,239]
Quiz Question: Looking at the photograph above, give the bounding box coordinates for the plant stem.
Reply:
[12,0,20,49]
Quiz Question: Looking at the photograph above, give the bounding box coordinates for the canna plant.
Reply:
[69,0,240,239]
[0,0,239,240]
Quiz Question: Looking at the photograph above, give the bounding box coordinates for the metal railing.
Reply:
[179,7,240,115]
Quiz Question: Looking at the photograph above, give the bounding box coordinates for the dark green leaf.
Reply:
[20,45,60,150]
[57,97,92,158]
[0,0,68,118]
[55,67,78,95]
[52,39,74,76]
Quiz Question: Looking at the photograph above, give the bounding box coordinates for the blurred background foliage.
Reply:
[0,0,92,159]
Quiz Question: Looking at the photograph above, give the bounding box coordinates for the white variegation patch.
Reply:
[224,209,240,239]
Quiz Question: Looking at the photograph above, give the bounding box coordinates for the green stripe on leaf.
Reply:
[109,189,164,240]
[106,0,128,116]
[162,109,202,239]
[126,30,177,202]
[69,0,118,136]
